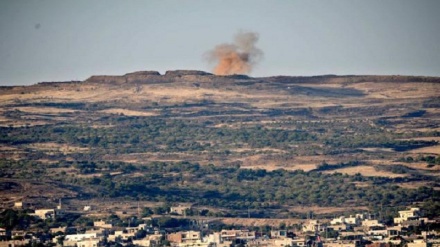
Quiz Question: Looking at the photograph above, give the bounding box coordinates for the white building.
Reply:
[219,229,256,242]
[331,215,364,226]
[108,230,135,241]
[31,209,64,220]
[65,233,99,242]
[73,238,100,247]
[362,219,382,228]
[93,220,113,229]
[170,205,192,215]
[62,233,102,247]
[394,208,420,225]
[303,220,326,233]
[133,233,163,247]
[408,239,428,247]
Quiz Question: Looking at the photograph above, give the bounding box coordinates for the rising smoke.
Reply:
[207,31,263,75]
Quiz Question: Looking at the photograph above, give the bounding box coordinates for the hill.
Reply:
[0,70,439,217]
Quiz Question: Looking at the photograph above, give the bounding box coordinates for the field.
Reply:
[0,71,439,218]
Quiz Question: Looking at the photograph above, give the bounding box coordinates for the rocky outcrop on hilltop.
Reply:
[82,69,440,86]
[85,70,162,84]
[85,70,216,84]
[164,70,213,77]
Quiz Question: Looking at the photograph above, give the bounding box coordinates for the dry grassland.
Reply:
[323,165,407,178]
[408,145,440,155]
[396,181,437,190]
[28,142,88,154]
[100,108,158,117]
[11,106,80,114]
[288,205,369,214]
[355,82,439,99]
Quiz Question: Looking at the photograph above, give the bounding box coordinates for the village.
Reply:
[0,200,439,247]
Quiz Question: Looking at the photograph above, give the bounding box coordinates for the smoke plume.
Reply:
[207,31,263,75]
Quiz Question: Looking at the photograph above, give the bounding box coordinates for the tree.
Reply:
[142,207,153,217]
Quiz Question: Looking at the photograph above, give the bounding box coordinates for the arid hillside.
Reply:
[1,70,439,217]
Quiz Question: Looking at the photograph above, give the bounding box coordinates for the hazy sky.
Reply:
[1,0,439,85]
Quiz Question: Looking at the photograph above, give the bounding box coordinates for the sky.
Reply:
[0,0,439,86]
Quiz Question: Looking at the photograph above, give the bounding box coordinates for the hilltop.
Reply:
[0,70,439,217]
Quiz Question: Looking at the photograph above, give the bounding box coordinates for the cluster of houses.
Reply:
[0,204,439,247]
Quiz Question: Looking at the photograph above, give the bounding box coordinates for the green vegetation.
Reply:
[2,159,439,216]
[1,75,439,219]
[0,115,437,158]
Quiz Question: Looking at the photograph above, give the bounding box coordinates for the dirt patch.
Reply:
[396,181,438,190]
[367,160,438,172]
[398,162,439,171]
[99,108,159,117]
[398,137,440,142]
[354,82,440,99]
[323,165,407,178]
[232,147,288,154]
[240,155,333,172]
[288,205,369,214]
[11,106,80,114]
[352,182,370,188]
[408,145,440,155]
[362,148,395,153]
[0,178,78,201]
[28,142,88,154]
[289,164,318,172]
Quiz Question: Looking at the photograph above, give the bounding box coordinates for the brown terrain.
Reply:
[1,70,439,222]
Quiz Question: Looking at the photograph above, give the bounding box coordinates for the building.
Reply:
[327,224,349,232]
[31,209,64,220]
[330,217,346,225]
[74,238,100,247]
[367,225,387,236]
[93,220,113,229]
[273,237,295,247]
[271,230,287,238]
[339,232,365,241]
[291,238,307,247]
[204,232,232,247]
[330,215,364,226]
[219,229,256,242]
[0,239,30,247]
[249,237,294,247]
[361,219,383,230]
[168,231,201,244]
[324,241,359,247]
[170,205,192,216]
[13,202,23,209]
[303,220,326,233]
[49,226,67,234]
[133,233,163,247]
[408,239,427,247]
[366,243,390,247]
[386,226,402,237]
[132,238,155,247]
[345,215,362,225]
[394,208,420,225]
[108,230,135,241]
[63,233,102,247]
[85,229,105,235]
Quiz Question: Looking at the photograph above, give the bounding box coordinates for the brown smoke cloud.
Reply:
[207,31,263,75]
